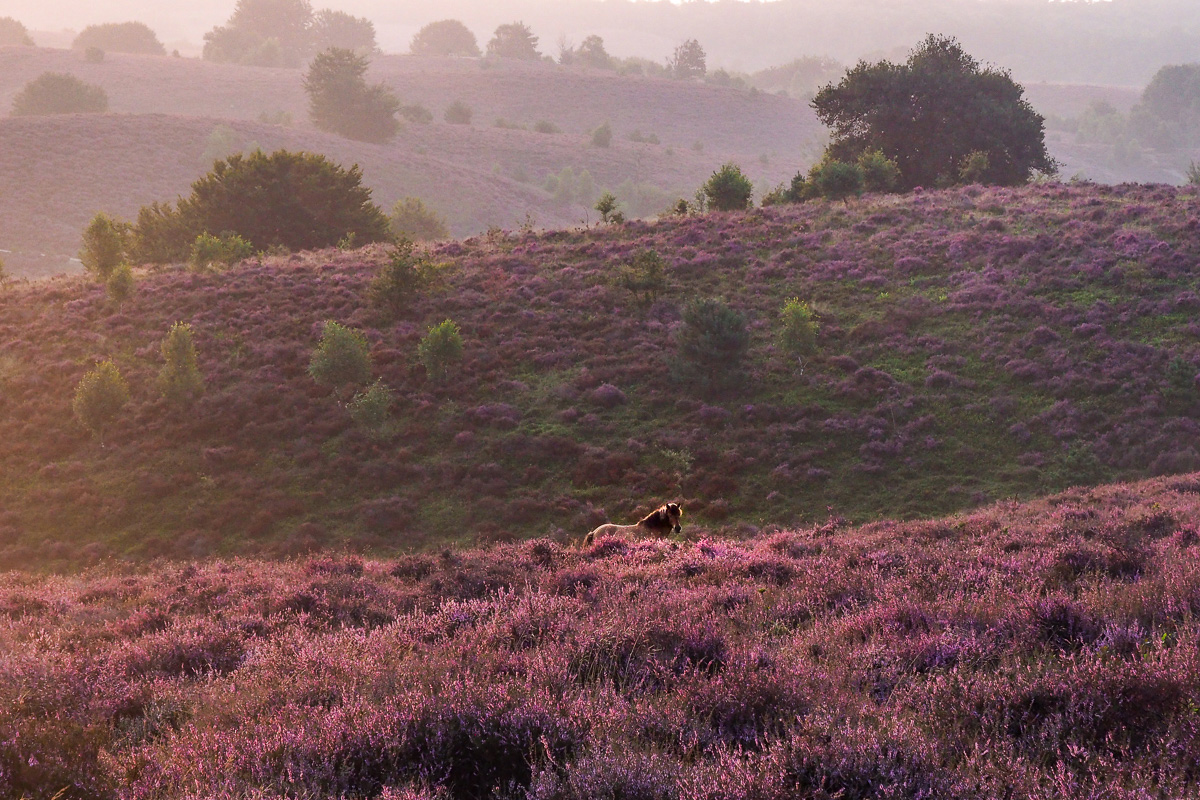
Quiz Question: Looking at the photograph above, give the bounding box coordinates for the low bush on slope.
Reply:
[3,183,1200,565]
[3,474,1200,797]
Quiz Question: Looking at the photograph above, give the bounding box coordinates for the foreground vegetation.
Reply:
[3,183,1200,566]
[4,472,1200,797]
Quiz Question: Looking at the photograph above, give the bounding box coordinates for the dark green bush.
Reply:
[80,213,130,280]
[106,263,135,303]
[591,122,613,148]
[703,163,754,212]
[0,17,34,46]
[812,159,864,202]
[857,149,901,192]
[190,232,255,268]
[304,48,399,143]
[309,321,373,390]
[12,73,108,115]
[410,19,479,57]
[72,21,165,54]
[673,298,749,391]
[159,323,204,405]
[73,361,129,441]
[615,250,666,304]
[444,100,473,125]
[370,240,441,315]
[418,319,464,382]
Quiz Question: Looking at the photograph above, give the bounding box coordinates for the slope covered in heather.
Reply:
[3,183,1200,568]
[4,471,1200,798]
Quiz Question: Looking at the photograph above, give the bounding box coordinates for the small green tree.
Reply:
[191,231,255,268]
[615,250,666,305]
[673,298,749,391]
[668,39,706,79]
[779,297,818,356]
[857,149,901,192]
[595,192,621,224]
[12,72,108,115]
[390,197,449,241]
[159,322,204,404]
[106,263,135,303]
[304,47,399,143]
[703,163,754,212]
[80,213,130,280]
[370,239,441,314]
[591,121,613,148]
[410,19,480,57]
[73,360,130,442]
[444,100,473,124]
[812,159,864,203]
[309,320,372,390]
[487,22,539,60]
[348,379,394,436]
[418,319,463,382]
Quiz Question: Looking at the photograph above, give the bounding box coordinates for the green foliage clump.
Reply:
[811,159,865,203]
[594,192,623,224]
[0,17,34,46]
[12,72,108,116]
[348,379,394,435]
[73,360,129,441]
[418,319,464,382]
[191,232,255,268]
[615,250,666,304]
[304,47,399,143]
[958,151,990,184]
[761,172,810,206]
[72,21,165,54]
[132,150,391,263]
[673,298,749,391]
[570,35,613,70]
[159,322,204,405]
[668,39,706,79]
[779,297,818,356]
[370,240,441,314]
[309,320,372,390]
[310,10,376,54]
[591,121,613,148]
[812,34,1055,189]
[399,104,432,124]
[80,213,130,281]
[410,19,479,57]
[857,149,901,192]
[487,22,539,60]
[390,197,449,241]
[106,263,135,303]
[444,100,473,125]
[703,163,754,212]
[203,0,315,67]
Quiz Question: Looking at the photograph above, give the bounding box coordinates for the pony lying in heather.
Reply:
[583,502,682,547]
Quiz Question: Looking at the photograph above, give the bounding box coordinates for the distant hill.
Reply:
[3,183,1200,568]
[0,47,821,277]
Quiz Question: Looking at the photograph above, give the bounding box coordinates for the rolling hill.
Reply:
[3,182,1200,570]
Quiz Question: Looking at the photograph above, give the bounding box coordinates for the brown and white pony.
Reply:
[582,502,682,547]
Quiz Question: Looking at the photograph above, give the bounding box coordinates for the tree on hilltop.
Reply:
[410,19,480,57]
[73,22,165,55]
[305,47,399,143]
[11,73,108,115]
[487,22,540,60]
[203,0,313,66]
[812,35,1056,189]
[668,39,707,79]
[310,10,377,54]
[0,17,35,46]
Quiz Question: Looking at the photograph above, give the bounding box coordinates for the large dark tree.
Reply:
[410,19,480,57]
[203,0,313,67]
[310,10,376,54]
[131,150,391,263]
[486,22,540,60]
[812,35,1056,189]
[305,47,399,143]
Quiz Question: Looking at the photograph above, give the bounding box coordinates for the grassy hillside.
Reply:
[2,183,1200,569]
[5,471,1200,797]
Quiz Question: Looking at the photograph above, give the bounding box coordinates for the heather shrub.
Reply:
[673,298,749,391]
[370,240,441,314]
[305,47,400,143]
[105,262,135,303]
[158,322,204,404]
[0,17,34,46]
[72,21,165,54]
[614,249,666,304]
[779,297,818,355]
[702,163,754,212]
[444,100,473,124]
[591,121,613,148]
[309,320,372,390]
[79,213,130,280]
[418,319,463,382]
[349,379,395,435]
[390,197,449,241]
[190,231,254,268]
[812,159,865,202]
[72,360,129,441]
[11,72,108,115]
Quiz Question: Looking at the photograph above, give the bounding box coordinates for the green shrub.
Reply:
[591,121,613,148]
[779,297,818,356]
[349,379,395,435]
[399,103,433,124]
[390,197,449,241]
[958,150,991,184]
[159,322,204,405]
[857,149,901,192]
[73,360,129,441]
[418,319,463,382]
[703,163,754,212]
[673,298,749,391]
[615,250,666,304]
[12,72,108,115]
[486,22,540,60]
[131,150,391,263]
[106,263,135,303]
[72,21,165,54]
[80,213,130,280]
[371,240,441,314]
[190,231,255,268]
[594,192,621,224]
[812,159,864,202]
[305,48,399,144]
[410,19,480,57]
[309,321,372,390]
[444,100,473,124]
